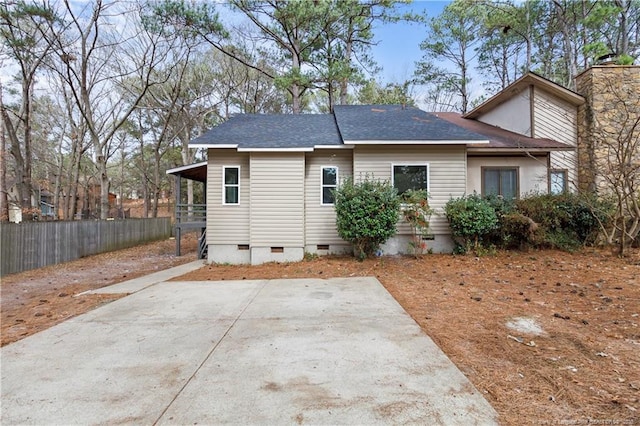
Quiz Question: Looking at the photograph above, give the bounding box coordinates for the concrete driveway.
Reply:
[1,273,498,425]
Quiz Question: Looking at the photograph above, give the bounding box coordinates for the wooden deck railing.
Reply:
[175,204,206,226]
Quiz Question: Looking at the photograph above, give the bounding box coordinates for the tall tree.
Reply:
[136,48,219,217]
[48,0,172,219]
[145,0,402,114]
[355,78,416,106]
[476,0,539,91]
[415,0,485,113]
[231,0,335,113]
[0,81,8,221]
[0,0,58,219]
[311,0,400,111]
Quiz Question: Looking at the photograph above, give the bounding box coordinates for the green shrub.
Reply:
[499,212,543,249]
[515,193,607,250]
[334,176,401,260]
[448,192,612,253]
[444,194,499,254]
[483,194,517,247]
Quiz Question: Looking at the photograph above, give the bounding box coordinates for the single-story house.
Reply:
[170,72,585,264]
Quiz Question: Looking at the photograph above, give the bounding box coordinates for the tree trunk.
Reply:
[291,82,301,114]
[67,141,82,220]
[339,27,353,105]
[553,1,577,88]
[21,78,34,219]
[0,94,8,222]
[152,149,160,218]
[53,153,63,220]
[291,46,302,114]
[617,0,629,55]
[460,60,468,114]
[97,149,110,220]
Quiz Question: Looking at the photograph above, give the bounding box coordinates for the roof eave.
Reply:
[165,161,208,175]
[314,144,353,149]
[237,147,314,152]
[344,139,490,145]
[189,143,238,149]
[467,146,575,153]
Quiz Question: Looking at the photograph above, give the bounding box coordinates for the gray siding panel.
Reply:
[533,89,578,191]
[250,153,305,247]
[207,149,250,244]
[304,150,353,245]
[353,145,466,234]
[533,88,577,146]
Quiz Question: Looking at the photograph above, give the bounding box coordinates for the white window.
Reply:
[392,164,429,195]
[482,167,518,200]
[223,166,240,205]
[321,166,338,205]
[550,170,568,194]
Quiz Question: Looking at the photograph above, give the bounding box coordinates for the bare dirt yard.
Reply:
[2,241,638,425]
[1,233,197,347]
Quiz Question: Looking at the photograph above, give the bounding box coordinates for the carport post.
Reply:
[175,174,181,256]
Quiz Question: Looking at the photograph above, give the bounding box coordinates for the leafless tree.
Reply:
[47,0,174,219]
[0,1,58,220]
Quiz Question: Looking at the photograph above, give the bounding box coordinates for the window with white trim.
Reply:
[223,166,240,205]
[550,169,568,194]
[392,164,429,195]
[482,167,518,199]
[321,166,338,205]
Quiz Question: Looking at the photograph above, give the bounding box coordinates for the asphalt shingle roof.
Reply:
[436,112,574,150]
[333,104,488,142]
[190,105,493,149]
[190,114,342,148]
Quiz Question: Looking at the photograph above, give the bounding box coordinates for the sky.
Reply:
[372,1,450,84]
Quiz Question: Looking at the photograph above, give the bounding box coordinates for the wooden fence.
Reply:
[0,218,172,276]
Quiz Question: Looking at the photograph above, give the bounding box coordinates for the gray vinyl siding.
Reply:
[304,150,353,245]
[207,149,250,244]
[353,145,466,234]
[250,153,305,247]
[533,88,577,146]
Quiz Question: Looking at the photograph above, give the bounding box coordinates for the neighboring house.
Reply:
[7,183,56,223]
[170,71,588,264]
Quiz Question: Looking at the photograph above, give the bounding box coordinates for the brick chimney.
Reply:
[574,65,640,193]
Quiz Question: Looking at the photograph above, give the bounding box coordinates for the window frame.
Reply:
[320,165,339,206]
[222,165,240,205]
[549,169,568,194]
[391,163,430,196]
[481,166,520,199]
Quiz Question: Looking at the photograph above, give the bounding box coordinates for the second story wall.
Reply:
[533,87,578,147]
[477,87,532,136]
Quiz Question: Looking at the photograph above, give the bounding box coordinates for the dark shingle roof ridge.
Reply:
[190,110,343,148]
[229,111,333,117]
[334,104,489,141]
